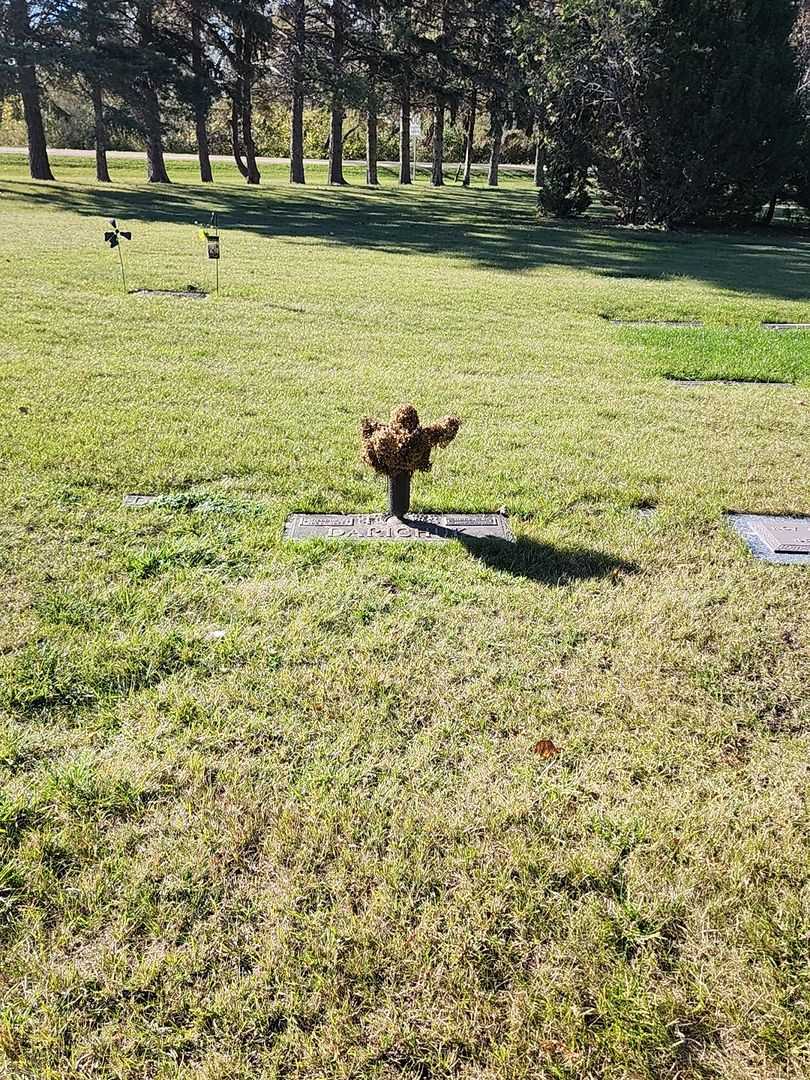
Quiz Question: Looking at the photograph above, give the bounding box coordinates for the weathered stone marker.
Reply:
[728,514,810,565]
[284,404,514,543]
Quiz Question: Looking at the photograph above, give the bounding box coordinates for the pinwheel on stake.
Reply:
[104,219,131,292]
[197,212,220,295]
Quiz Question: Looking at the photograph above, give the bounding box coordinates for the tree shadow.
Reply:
[3,174,810,296]
[460,535,637,584]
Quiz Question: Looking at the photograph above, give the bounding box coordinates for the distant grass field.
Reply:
[0,152,808,1080]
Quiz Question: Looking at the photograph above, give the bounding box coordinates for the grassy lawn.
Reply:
[1,152,809,1080]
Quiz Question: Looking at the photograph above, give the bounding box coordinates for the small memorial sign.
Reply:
[728,514,810,565]
[197,213,221,294]
[283,512,514,543]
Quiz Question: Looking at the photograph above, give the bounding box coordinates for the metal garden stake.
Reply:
[198,213,221,295]
[104,219,132,293]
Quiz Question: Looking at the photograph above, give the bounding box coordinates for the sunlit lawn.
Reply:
[1,152,808,1080]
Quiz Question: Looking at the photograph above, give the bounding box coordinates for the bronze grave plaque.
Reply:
[727,514,810,565]
[283,512,514,543]
[755,519,810,555]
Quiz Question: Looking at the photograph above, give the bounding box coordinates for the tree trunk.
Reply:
[191,5,213,182]
[365,1,380,186]
[289,0,306,183]
[86,0,109,183]
[533,138,543,187]
[488,110,503,187]
[20,67,54,181]
[195,108,213,183]
[431,99,445,186]
[329,106,345,184]
[135,0,170,183]
[366,88,378,185]
[143,89,171,183]
[328,0,346,185]
[90,81,110,182]
[462,88,476,187]
[762,191,778,226]
[231,98,248,178]
[9,0,53,181]
[231,17,260,185]
[399,83,411,184]
[290,88,305,184]
[242,23,260,184]
[242,88,261,185]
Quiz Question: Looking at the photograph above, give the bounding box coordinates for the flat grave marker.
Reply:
[133,288,207,300]
[667,377,792,388]
[762,323,810,331]
[609,319,703,328]
[284,512,514,543]
[728,514,810,565]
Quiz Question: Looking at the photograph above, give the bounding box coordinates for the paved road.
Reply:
[0,146,533,171]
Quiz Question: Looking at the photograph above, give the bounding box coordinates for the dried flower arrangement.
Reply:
[360,404,460,516]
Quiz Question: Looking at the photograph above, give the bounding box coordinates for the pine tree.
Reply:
[638,0,802,225]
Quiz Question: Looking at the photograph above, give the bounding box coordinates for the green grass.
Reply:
[1,152,809,1080]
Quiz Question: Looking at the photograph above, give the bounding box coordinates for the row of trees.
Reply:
[0,0,534,188]
[2,0,810,226]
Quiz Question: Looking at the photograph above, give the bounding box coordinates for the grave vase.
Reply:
[387,472,411,518]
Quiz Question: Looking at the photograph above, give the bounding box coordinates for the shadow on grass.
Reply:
[3,173,810,294]
[460,535,636,584]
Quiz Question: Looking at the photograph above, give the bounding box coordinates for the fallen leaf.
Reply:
[532,739,560,758]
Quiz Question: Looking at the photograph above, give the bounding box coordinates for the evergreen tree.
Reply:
[518,0,594,216]
[639,0,802,225]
